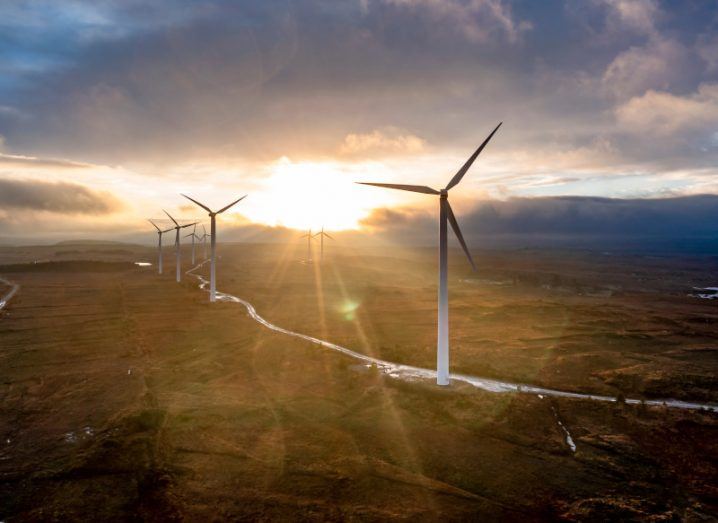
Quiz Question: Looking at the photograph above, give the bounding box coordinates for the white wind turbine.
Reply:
[184,223,198,265]
[181,194,247,302]
[312,226,334,263]
[163,210,197,283]
[200,224,208,260]
[358,122,502,386]
[148,219,174,275]
[300,229,316,262]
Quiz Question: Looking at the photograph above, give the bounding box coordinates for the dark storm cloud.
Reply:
[0,0,716,171]
[0,178,122,214]
[361,194,718,238]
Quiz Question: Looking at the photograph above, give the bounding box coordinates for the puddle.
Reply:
[63,426,95,444]
[691,287,718,300]
[548,403,576,453]
[0,277,20,312]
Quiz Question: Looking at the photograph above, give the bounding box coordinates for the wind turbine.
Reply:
[163,210,196,283]
[300,229,316,262]
[181,194,247,302]
[148,220,174,275]
[358,122,502,386]
[312,226,334,263]
[184,223,198,265]
[200,224,208,260]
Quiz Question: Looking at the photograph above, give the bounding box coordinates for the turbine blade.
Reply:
[445,122,502,191]
[217,195,247,214]
[445,200,476,271]
[356,182,440,195]
[163,209,179,226]
[180,222,197,229]
[324,232,334,240]
[181,194,212,213]
[148,219,161,232]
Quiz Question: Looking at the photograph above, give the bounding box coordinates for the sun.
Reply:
[242,157,395,231]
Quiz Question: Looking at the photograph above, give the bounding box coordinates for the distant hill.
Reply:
[53,240,138,247]
[0,260,140,273]
[53,240,143,248]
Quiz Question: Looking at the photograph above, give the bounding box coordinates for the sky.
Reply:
[0,0,717,246]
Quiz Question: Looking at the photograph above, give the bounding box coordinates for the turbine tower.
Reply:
[148,220,173,275]
[184,223,198,265]
[201,224,208,260]
[181,194,247,302]
[358,122,502,386]
[163,210,196,283]
[300,229,316,262]
[312,226,334,263]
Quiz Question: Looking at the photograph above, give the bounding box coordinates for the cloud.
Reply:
[0,0,534,163]
[0,178,122,214]
[360,195,718,245]
[615,83,718,136]
[373,0,531,44]
[697,35,718,73]
[603,38,689,98]
[0,0,716,214]
[340,128,426,156]
[0,153,92,169]
[599,0,660,36]
[360,206,430,230]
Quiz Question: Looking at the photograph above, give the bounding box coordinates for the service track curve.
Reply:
[186,261,718,414]
[0,276,19,312]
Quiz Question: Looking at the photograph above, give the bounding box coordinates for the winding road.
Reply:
[185,261,718,413]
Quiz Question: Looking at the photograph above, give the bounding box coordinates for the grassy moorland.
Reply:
[0,243,717,520]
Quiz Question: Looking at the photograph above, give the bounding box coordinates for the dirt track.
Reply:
[0,276,19,310]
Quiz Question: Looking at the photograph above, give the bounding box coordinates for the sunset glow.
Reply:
[0,0,716,246]
[240,158,396,231]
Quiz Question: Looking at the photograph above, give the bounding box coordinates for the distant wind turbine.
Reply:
[312,227,334,263]
[184,223,198,265]
[148,219,174,275]
[200,224,208,260]
[163,210,196,283]
[181,194,247,302]
[300,229,316,262]
[358,122,502,386]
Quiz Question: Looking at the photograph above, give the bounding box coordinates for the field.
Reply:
[1,241,718,520]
